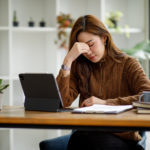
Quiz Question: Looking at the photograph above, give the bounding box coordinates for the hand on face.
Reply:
[81,96,106,107]
[66,42,91,64]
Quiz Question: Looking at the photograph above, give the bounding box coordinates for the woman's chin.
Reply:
[90,57,101,63]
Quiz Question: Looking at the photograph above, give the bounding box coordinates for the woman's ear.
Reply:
[102,35,107,45]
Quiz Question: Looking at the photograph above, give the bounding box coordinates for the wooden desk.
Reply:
[0,106,150,131]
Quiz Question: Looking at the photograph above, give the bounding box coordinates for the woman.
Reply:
[40,15,150,150]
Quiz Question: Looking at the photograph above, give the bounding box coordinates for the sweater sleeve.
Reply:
[56,68,79,107]
[106,57,150,105]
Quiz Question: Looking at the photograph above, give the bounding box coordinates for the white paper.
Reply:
[72,104,133,114]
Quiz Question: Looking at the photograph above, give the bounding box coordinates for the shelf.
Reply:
[0,27,9,31]
[108,28,143,34]
[11,27,143,34]
[12,27,56,32]
[11,27,73,33]
[10,26,143,34]
[0,76,10,80]
[0,76,19,81]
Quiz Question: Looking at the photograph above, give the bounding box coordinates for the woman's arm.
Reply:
[56,42,90,107]
[56,67,79,107]
[106,57,150,105]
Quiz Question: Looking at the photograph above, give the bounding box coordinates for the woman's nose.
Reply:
[87,50,92,55]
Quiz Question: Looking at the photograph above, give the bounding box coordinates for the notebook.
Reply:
[72,104,133,114]
[19,73,73,112]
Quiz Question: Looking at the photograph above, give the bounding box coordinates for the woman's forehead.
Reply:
[77,32,100,43]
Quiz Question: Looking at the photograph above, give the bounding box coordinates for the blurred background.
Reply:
[0,0,150,149]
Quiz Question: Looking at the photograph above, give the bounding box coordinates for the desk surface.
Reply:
[0,106,150,131]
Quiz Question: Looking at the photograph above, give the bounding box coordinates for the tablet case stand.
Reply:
[19,73,63,112]
[24,98,62,112]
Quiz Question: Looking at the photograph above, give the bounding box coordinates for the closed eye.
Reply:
[89,43,94,47]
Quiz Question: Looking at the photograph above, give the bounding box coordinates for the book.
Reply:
[72,104,133,114]
[132,102,150,109]
[137,107,150,114]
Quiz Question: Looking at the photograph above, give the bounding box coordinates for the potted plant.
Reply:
[39,18,46,27]
[13,10,19,27]
[55,12,74,50]
[0,79,9,110]
[28,17,35,27]
[105,10,123,28]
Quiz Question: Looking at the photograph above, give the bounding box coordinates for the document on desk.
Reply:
[72,104,133,114]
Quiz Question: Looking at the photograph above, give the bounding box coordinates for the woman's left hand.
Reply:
[81,96,106,107]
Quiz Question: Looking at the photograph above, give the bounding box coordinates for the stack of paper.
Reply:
[72,104,133,114]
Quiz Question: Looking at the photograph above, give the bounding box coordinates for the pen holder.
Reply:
[139,91,150,103]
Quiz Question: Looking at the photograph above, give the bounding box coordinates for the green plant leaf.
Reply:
[0,84,9,93]
[0,79,9,93]
[122,40,150,56]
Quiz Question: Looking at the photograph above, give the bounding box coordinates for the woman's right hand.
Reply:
[63,42,90,68]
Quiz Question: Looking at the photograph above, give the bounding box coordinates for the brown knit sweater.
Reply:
[57,54,150,141]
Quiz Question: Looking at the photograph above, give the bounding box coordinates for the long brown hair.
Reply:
[69,15,124,99]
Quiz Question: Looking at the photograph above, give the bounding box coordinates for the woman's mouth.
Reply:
[89,55,96,60]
